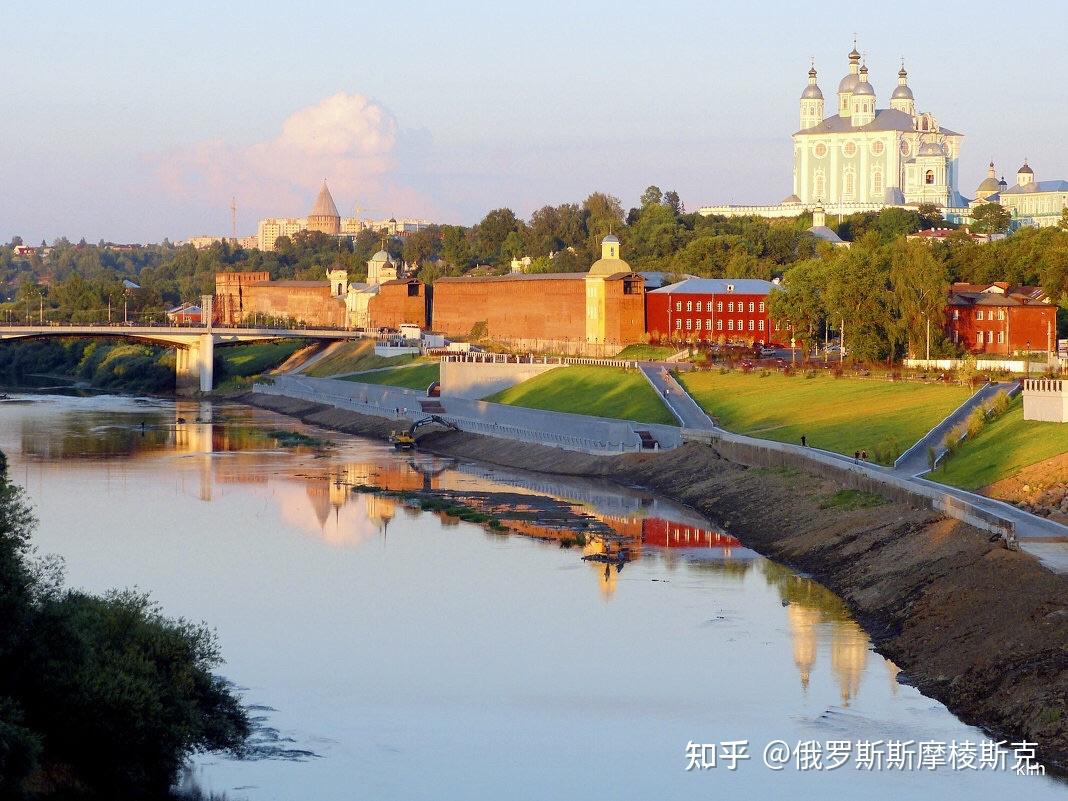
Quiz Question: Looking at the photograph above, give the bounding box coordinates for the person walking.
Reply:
[800,435,807,447]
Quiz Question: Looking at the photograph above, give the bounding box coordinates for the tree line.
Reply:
[2,190,1067,340]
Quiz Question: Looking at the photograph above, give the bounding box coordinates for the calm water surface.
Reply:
[0,394,1063,801]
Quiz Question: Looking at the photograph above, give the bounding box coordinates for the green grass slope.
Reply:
[217,340,305,378]
[304,339,421,377]
[485,366,677,426]
[342,362,440,391]
[678,370,974,464]
[933,397,1068,490]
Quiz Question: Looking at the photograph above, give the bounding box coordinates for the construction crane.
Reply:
[230,197,237,240]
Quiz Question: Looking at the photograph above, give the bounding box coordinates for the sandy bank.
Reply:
[241,391,1068,770]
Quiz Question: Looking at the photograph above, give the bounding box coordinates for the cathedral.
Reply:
[701,44,968,219]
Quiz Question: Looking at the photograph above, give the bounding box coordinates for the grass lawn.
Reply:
[677,370,974,464]
[485,366,677,426]
[933,398,1068,490]
[217,340,305,377]
[304,339,421,377]
[614,344,678,361]
[342,362,440,391]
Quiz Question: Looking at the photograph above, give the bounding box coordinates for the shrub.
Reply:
[966,406,986,439]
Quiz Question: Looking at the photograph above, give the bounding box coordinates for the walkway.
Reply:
[638,363,715,430]
[894,381,1016,476]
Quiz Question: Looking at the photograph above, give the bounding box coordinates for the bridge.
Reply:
[0,323,364,394]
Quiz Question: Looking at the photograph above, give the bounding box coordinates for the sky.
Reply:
[3,0,1067,244]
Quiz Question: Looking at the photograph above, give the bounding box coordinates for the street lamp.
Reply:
[1025,340,1031,376]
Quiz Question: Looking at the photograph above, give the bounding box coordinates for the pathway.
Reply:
[893,381,1017,476]
[638,363,715,430]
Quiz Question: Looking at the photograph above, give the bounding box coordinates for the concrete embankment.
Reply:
[241,391,1068,770]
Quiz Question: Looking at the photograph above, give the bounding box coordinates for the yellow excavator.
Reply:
[389,415,459,450]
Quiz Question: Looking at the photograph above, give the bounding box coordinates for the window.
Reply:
[716,301,723,312]
[997,309,1006,320]
[675,301,682,312]
[716,320,723,331]
[728,320,734,331]
[814,142,827,158]
[759,320,765,331]
[872,168,883,197]
[686,301,692,312]
[843,141,857,157]
[986,331,993,344]
[871,140,885,156]
[686,319,692,330]
[728,302,734,313]
[976,310,984,321]
[706,318,712,330]
[997,331,1005,344]
[748,302,755,313]
[695,319,701,331]
[952,309,959,320]
[844,172,855,196]
[675,319,682,330]
[925,170,935,185]
[814,172,825,199]
[976,332,983,345]
[759,301,765,313]
[748,320,755,331]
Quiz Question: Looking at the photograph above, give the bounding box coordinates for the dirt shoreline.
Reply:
[241,391,1068,770]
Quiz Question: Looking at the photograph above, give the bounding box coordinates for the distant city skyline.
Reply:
[2,0,1067,243]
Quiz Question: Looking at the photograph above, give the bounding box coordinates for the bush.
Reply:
[966,406,986,439]
[0,464,248,797]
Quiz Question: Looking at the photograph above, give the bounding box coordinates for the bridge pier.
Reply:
[175,334,214,395]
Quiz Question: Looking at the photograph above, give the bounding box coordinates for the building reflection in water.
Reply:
[15,401,895,703]
[762,561,900,704]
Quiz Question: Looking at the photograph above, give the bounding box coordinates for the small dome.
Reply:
[917,142,945,157]
[801,84,824,99]
[372,249,391,261]
[852,80,875,97]
[808,65,817,77]
[998,176,1008,187]
[891,84,914,100]
[602,233,619,244]
[898,65,908,78]
[848,46,861,61]
[838,73,860,93]
[976,176,1001,193]
[1018,162,1033,175]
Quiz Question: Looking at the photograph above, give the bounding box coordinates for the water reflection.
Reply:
[6,394,1059,800]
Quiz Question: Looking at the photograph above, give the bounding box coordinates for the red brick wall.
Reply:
[945,303,1058,354]
[215,272,270,324]
[368,281,429,329]
[244,285,345,328]
[603,276,646,344]
[433,276,586,340]
[646,291,773,343]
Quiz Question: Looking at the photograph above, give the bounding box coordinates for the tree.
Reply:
[640,185,663,208]
[768,258,828,348]
[917,203,944,229]
[581,192,626,262]
[473,208,523,265]
[822,234,894,360]
[970,202,1012,235]
[889,238,950,359]
[440,225,472,271]
[663,190,684,216]
[1059,207,1068,231]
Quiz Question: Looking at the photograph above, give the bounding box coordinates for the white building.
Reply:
[701,44,968,221]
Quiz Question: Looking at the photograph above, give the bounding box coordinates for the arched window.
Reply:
[814,172,825,199]
[872,169,883,197]
[844,172,855,196]
[925,170,935,185]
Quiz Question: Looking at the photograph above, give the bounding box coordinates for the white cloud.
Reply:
[153,92,405,221]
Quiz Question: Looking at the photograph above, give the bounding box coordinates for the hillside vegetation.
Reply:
[485,366,677,426]
[342,363,440,391]
[933,397,1068,489]
[678,370,974,464]
[303,339,421,377]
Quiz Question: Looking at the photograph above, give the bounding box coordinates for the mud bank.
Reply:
[242,392,1068,769]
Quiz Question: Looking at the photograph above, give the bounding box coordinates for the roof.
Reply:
[1001,179,1068,195]
[435,273,587,283]
[250,280,330,288]
[891,84,914,100]
[808,225,845,243]
[649,278,776,295]
[371,249,391,261]
[795,108,961,137]
[602,233,620,244]
[309,181,339,218]
[801,84,823,99]
[1017,163,1034,175]
[948,282,1051,306]
[781,194,802,204]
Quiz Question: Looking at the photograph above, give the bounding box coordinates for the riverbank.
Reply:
[241,391,1068,771]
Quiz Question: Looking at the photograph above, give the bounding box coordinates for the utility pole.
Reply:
[925,315,931,363]
[230,197,237,241]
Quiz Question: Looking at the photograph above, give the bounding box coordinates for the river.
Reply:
[0,393,1063,800]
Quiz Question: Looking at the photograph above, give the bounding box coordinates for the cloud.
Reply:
[153,92,413,222]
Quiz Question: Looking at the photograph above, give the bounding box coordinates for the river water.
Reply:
[0,393,1063,801]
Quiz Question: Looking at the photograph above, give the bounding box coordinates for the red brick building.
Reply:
[367,278,431,330]
[215,271,270,324]
[945,282,1056,354]
[645,278,778,344]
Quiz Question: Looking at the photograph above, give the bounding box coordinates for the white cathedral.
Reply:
[701,45,969,219]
